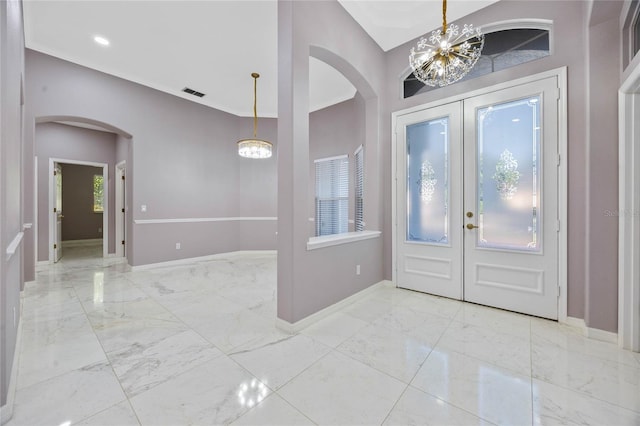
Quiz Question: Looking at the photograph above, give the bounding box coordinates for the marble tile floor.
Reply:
[7,249,640,425]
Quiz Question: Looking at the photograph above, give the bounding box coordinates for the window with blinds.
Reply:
[354,146,364,232]
[315,155,349,236]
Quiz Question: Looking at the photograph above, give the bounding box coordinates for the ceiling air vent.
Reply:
[182,87,206,98]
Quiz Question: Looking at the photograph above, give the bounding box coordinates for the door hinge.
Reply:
[557,285,561,297]
[53,243,57,249]
[122,208,125,213]
[557,220,561,232]
[557,154,561,166]
[53,207,57,213]
[122,240,125,245]
[121,175,125,180]
[53,170,57,176]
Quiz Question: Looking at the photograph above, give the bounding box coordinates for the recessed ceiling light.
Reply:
[93,36,110,46]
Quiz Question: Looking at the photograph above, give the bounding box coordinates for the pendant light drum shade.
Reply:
[237,73,273,159]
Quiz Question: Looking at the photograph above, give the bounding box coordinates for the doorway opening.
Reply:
[49,158,109,263]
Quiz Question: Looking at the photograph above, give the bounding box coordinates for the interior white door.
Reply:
[395,102,463,299]
[54,163,63,262]
[463,77,559,319]
[394,76,560,319]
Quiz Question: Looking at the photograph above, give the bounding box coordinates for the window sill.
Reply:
[307,230,381,251]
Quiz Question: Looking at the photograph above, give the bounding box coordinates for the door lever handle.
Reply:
[466,223,479,230]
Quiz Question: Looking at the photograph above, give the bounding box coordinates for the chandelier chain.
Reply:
[252,73,258,138]
[442,0,447,33]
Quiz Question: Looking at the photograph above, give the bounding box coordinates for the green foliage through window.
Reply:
[93,174,104,212]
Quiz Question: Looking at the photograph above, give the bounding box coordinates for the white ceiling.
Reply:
[23,0,498,118]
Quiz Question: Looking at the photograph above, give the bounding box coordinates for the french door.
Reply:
[395,76,559,319]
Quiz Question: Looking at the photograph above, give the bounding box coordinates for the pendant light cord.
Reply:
[442,0,448,33]
[252,73,259,138]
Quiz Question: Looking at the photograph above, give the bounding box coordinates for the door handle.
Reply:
[466,223,479,230]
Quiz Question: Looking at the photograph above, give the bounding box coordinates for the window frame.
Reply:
[354,145,364,232]
[93,174,104,213]
[314,154,349,237]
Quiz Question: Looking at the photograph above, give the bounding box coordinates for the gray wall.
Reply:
[0,0,24,411]
[35,122,117,259]
[24,50,278,269]
[277,1,386,323]
[60,164,104,242]
[384,0,622,332]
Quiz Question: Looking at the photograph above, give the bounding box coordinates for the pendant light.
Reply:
[409,0,484,87]
[237,73,273,159]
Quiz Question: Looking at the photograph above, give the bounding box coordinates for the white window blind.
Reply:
[315,155,349,236]
[354,146,364,232]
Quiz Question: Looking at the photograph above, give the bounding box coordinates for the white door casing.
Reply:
[393,72,564,320]
[115,161,126,258]
[54,163,62,262]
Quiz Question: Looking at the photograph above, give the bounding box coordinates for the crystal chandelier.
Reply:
[409,0,484,87]
[237,73,273,159]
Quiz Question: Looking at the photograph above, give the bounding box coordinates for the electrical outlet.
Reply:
[141,205,147,212]
[356,264,361,275]
[175,242,181,250]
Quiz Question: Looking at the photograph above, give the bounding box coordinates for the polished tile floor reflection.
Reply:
[8,247,640,425]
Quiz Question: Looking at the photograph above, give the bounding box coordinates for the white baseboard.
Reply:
[1,309,23,425]
[564,316,618,344]
[587,326,618,344]
[62,239,102,248]
[131,250,277,271]
[275,280,389,333]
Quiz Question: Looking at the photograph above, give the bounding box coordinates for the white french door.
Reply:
[395,76,560,319]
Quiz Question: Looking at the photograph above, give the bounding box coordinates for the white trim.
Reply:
[313,154,348,163]
[61,238,103,248]
[275,280,389,333]
[134,216,277,225]
[34,156,39,265]
[48,158,109,261]
[564,316,586,330]
[130,250,276,271]
[392,67,568,322]
[115,161,126,258]
[565,317,619,344]
[480,18,553,34]
[587,327,619,344]
[0,312,22,425]
[557,68,569,323]
[22,223,32,230]
[618,55,640,352]
[306,230,381,251]
[5,232,24,261]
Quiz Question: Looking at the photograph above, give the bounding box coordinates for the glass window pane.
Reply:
[476,96,541,251]
[406,117,449,244]
[93,174,104,212]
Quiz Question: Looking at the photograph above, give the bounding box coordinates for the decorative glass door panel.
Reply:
[476,96,541,251]
[406,117,449,245]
